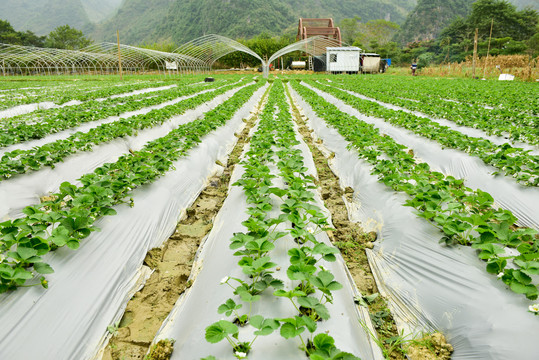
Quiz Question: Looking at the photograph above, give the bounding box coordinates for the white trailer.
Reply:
[326,47,360,73]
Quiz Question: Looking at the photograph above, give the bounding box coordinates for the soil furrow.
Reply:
[102,86,270,360]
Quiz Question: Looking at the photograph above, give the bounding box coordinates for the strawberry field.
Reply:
[0,74,537,360]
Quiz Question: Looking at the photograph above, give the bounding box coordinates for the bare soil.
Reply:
[102,90,266,360]
[285,85,452,360]
[406,333,454,360]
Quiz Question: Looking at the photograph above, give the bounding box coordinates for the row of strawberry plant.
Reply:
[0,80,246,180]
[340,75,538,115]
[0,80,264,294]
[291,81,539,302]
[0,81,112,110]
[0,78,189,111]
[204,80,361,360]
[0,78,222,129]
[306,80,538,187]
[0,79,235,148]
[325,78,538,146]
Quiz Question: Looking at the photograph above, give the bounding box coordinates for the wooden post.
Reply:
[482,19,494,79]
[472,28,478,78]
[527,55,533,81]
[117,30,123,80]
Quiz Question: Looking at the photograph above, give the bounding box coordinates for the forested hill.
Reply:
[0,0,89,35]
[91,0,417,44]
[512,0,539,10]
[395,0,473,44]
[0,0,122,35]
[2,0,536,45]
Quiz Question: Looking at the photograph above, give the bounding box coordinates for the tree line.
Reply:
[2,0,537,69]
[344,0,539,67]
[0,19,92,50]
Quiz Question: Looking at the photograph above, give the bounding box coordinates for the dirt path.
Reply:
[285,82,452,360]
[102,87,270,360]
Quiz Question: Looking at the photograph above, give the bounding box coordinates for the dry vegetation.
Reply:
[391,54,539,80]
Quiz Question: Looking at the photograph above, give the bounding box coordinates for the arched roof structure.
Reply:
[174,34,264,72]
[1,34,343,77]
[264,36,342,77]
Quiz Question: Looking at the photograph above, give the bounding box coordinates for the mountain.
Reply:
[82,0,123,23]
[1,0,534,43]
[512,0,539,10]
[0,0,89,35]
[395,0,473,44]
[0,0,122,36]
[90,0,174,44]
[92,0,417,45]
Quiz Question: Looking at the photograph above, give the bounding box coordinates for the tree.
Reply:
[0,19,22,45]
[20,31,46,47]
[527,32,539,57]
[360,19,400,46]
[417,52,434,68]
[468,0,538,41]
[439,17,472,43]
[339,16,361,45]
[373,41,402,62]
[45,25,92,50]
[0,19,45,47]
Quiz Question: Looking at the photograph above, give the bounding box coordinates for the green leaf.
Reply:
[510,280,529,294]
[13,267,33,280]
[72,194,95,208]
[66,240,80,250]
[59,182,77,197]
[313,333,335,353]
[273,289,306,298]
[253,318,280,336]
[301,316,317,333]
[17,247,38,261]
[280,322,303,339]
[249,315,264,329]
[297,296,320,308]
[217,298,241,316]
[50,226,70,247]
[314,303,331,320]
[513,270,532,285]
[205,320,238,344]
[287,264,316,281]
[34,262,54,274]
[101,208,117,216]
[205,324,226,344]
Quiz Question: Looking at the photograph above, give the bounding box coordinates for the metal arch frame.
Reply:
[82,42,200,75]
[0,42,200,76]
[265,36,342,77]
[2,35,343,77]
[174,34,264,74]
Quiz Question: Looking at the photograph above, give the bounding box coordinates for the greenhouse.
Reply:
[0,35,341,77]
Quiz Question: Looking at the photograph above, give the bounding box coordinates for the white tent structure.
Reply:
[266,36,341,77]
[174,34,263,73]
[0,42,198,76]
[0,35,342,77]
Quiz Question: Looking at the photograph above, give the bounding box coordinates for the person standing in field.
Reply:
[411,61,417,76]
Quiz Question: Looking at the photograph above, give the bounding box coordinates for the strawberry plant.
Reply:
[0,80,264,293]
[0,79,239,148]
[205,80,360,360]
[324,77,538,146]
[291,80,539,301]
[306,80,538,187]
[0,78,193,111]
[0,80,246,179]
